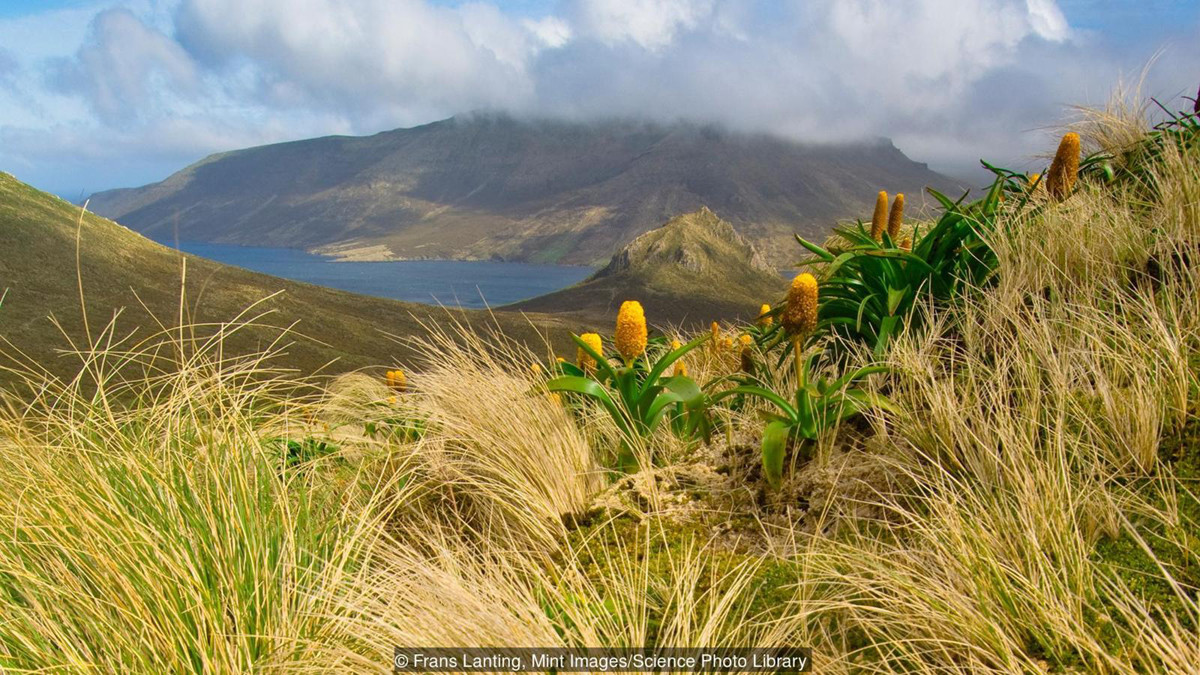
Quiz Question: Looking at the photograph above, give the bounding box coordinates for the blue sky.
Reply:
[1,0,1197,198]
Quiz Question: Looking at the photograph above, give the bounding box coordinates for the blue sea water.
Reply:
[164,242,593,309]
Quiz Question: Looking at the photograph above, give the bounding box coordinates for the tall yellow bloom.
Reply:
[899,236,912,252]
[710,321,722,354]
[781,273,819,337]
[1028,172,1041,191]
[757,303,773,327]
[887,193,904,240]
[614,300,647,362]
[870,190,888,241]
[578,333,602,374]
[739,334,754,373]
[386,369,407,393]
[1046,132,1080,201]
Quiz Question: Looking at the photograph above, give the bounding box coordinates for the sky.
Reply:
[0,0,1197,199]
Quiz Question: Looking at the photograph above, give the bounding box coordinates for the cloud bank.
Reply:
[1,0,1198,196]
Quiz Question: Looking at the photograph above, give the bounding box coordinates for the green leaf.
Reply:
[886,285,910,315]
[710,385,797,420]
[794,234,835,262]
[663,375,706,408]
[644,391,686,433]
[642,333,710,395]
[544,375,633,439]
[874,315,902,358]
[827,364,890,393]
[554,361,585,377]
[761,420,791,490]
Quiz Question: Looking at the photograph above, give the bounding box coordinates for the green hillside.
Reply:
[0,172,576,385]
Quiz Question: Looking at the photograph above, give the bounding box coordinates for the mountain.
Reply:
[0,172,576,385]
[88,114,961,268]
[511,207,786,326]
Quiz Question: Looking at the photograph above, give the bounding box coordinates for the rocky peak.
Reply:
[595,207,775,279]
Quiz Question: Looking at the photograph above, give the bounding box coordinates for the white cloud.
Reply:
[174,0,535,117]
[523,15,572,49]
[48,8,200,124]
[3,0,1198,196]
[569,0,717,50]
[1027,0,1071,41]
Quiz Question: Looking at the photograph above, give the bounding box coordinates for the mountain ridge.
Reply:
[88,113,962,267]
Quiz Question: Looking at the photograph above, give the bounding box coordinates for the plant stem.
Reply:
[793,335,804,389]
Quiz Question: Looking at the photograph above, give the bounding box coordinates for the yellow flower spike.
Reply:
[870,190,888,241]
[387,395,397,405]
[549,392,563,406]
[614,300,648,362]
[782,272,819,388]
[900,236,912,252]
[530,362,543,377]
[1046,132,1080,202]
[387,369,407,393]
[758,303,773,327]
[781,273,819,337]
[670,339,687,376]
[710,321,722,354]
[556,356,566,363]
[887,193,904,240]
[578,333,602,374]
[1028,172,1041,191]
[739,334,754,373]
[720,336,734,351]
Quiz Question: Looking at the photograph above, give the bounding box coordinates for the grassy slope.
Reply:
[511,207,786,327]
[0,172,576,384]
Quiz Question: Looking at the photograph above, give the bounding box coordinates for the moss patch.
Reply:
[1090,417,1200,659]
[557,514,803,646]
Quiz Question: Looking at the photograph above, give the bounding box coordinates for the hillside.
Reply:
[0,172,576,384]
[511,207,785,326]
[88,114,960,267]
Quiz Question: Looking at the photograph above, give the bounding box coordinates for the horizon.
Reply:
[1,0,1197,199]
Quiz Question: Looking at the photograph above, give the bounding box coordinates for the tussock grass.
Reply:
[2,93,1199,672]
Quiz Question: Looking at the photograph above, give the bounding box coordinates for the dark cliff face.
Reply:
[89,113,962,267]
